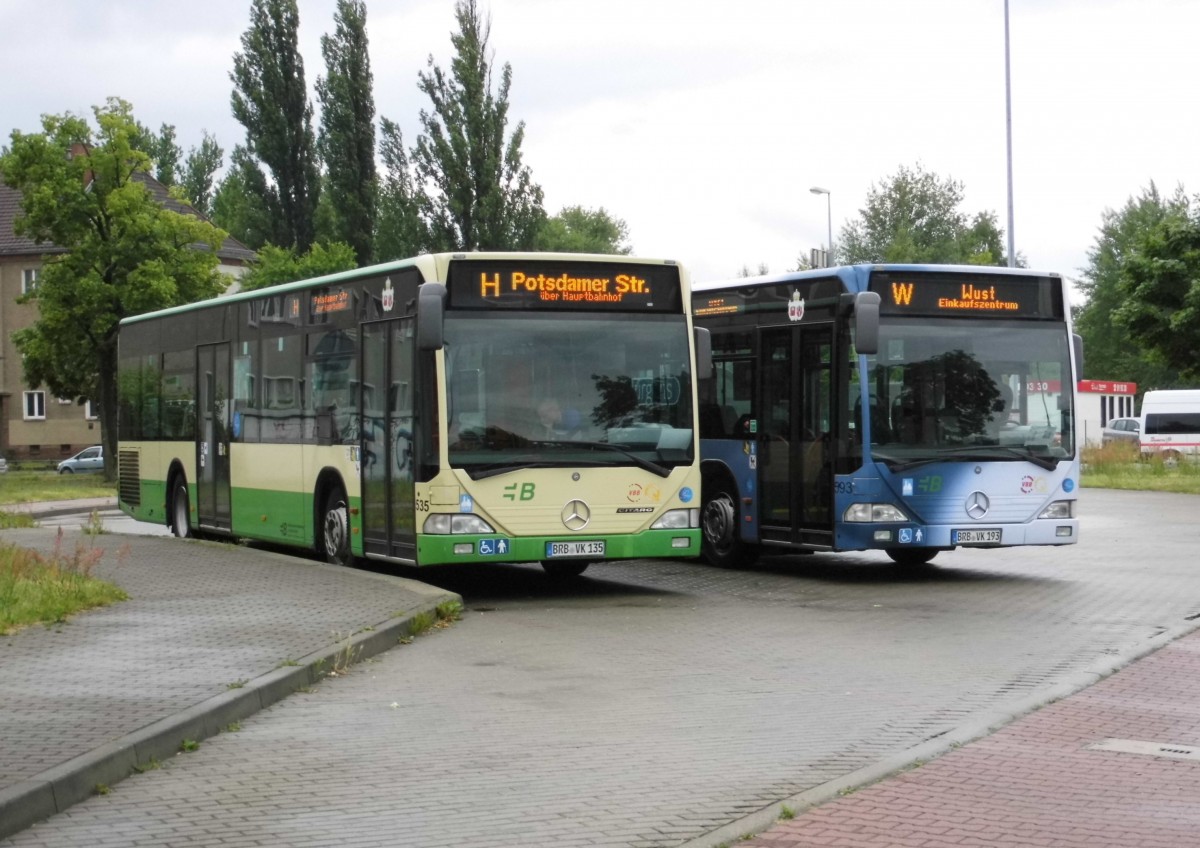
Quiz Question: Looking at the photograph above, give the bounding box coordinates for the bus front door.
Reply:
[360,319,417,561]
[758,324,834,547]
[196,342,232,532]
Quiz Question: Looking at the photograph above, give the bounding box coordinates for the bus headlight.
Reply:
[651,509,700,529]
[423,514,496,535]
[843,503,910,523]
[1038,500,1074,519]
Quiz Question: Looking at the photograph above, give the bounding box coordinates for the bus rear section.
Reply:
[1139,389,1200,464]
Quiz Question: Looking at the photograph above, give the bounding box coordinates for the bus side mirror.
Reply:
[853,291,880,356]
[1072,333,1084,378]
[694,326,713,379]
[417,283,446,351]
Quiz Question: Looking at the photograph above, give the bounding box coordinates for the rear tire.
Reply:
[320,488,355,566]
[170,475,192,538]
[701,482,759,569]
[886,548,938,566]
[541,560,589,578]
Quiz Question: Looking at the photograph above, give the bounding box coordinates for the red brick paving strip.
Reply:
[744,632,1200,848]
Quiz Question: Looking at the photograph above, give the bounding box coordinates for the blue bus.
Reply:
[692,264,1081,567]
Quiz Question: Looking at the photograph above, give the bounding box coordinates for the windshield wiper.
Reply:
[538,439,673,478]
[874,445,1059,473]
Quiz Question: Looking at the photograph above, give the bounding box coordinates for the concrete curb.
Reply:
[677,615,1200,848]
[0,580,461,841]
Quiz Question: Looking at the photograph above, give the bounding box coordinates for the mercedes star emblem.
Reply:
[561,499,591,531]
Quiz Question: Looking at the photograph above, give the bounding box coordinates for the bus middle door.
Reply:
[196,342,232,532]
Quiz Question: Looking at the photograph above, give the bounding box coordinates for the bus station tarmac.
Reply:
[2,497,1200,847]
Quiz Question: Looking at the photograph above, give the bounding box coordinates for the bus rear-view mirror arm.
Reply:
[417,283,447,351]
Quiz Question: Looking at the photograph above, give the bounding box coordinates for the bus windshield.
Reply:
[444,312,695,476]
[863,319,1075,468]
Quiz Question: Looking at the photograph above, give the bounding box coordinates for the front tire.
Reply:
[320,488,355,566]
[886,548,939,566]
[59,468,73,475]
[170,476,192,538]
[701,482,759,569]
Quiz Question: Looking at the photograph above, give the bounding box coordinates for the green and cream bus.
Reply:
[118,252,707,577]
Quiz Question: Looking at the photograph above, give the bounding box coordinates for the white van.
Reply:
[1139,389,1200,463]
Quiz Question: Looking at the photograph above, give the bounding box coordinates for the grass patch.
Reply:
[1082,443,1200,494]
[0,470,116,504]
[0,532,128,635]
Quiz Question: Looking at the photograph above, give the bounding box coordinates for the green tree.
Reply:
[374,116,423,261]
[238,242,358,291]
[211,145,274,249]
[0,99,227,479]
[536,206,631,254]
[413,0,545,251]
[838,163,1009,266]
[182,131,224,216]
[1075,183,1186,386]
[316,0,376,266]
[132,121,182,186]
[1113,194,1200,381]
[230,0,320,251]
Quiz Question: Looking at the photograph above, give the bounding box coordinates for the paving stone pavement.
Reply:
[2,489,1199,847]
[0,519,460,840]
[740,626,1200,848]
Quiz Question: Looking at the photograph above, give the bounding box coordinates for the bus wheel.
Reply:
[701,485,758,569]
[541,560,589,578]
[170,475,192,538]
[886,548,938,566]
[320,489,355,566]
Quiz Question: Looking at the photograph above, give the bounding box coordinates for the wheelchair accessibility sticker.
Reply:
[478,538,510,556]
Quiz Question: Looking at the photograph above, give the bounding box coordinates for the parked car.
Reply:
[1101,416,1141,446]
[57,445,103,474]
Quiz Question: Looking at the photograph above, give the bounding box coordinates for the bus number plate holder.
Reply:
[953,528,1001,545]
[546,541,605,558]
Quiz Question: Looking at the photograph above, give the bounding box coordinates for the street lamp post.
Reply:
[810,186,832,267]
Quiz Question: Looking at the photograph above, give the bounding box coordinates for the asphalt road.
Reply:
[7,488,1197,848]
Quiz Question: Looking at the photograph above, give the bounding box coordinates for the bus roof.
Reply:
[692,262,1061,293]
[120,251,681,325]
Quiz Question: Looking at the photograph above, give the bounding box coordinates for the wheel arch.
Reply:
[312,467,351,546]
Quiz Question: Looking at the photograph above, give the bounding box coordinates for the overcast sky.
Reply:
[2,0,1196,298]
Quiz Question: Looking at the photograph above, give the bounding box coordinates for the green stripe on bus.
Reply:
[415,530,700,566]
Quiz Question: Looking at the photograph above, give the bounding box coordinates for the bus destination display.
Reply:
[870,271,1063,319]
[447,260,681,312]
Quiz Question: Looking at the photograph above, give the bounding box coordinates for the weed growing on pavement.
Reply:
[0,511,35,529]
[94,784,110,795]
[0,530,127,635]
[223,722,242,733]
[226,679,248,690]
[276,658,301,668]
[180,739,200,753]
[778,804,796,820]
[132,758,161,773]
[81,510,107,535]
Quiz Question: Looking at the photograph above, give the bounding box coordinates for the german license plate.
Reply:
[953,528,1001,545]
[545,540,605,558]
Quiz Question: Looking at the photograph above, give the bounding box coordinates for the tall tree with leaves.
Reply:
[536,206,631,254]
[182,131,224,216]
[838,163,1009,266]
[1112,193,1200,382]
[0,99,227,478]
[230,0,320,251]
[413,0,545,251]
[1075,183,1186,386]
[316,0,376,266]
[374,117,424,261]
[132,121,182,186]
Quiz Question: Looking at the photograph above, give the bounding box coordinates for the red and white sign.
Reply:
[1077,379,1137,395]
